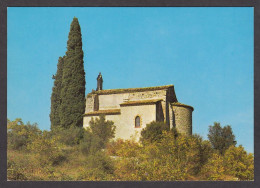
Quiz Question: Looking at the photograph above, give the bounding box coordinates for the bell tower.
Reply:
[96,72,103,91]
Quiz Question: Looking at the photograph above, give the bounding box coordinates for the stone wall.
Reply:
[84,85,193,140]
[83,104,157,141]
[128,90,166,101]
[119,104,156,141]
[98,93,129,110]
[97,89,167,110]
[83,114,121,133]
[85,95,94,113]
[169,103,174,129]
[172,105,192,135]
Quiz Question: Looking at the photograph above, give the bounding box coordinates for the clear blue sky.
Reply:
[7,7,253,153]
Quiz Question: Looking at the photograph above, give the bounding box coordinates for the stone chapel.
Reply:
[83,73,194,141]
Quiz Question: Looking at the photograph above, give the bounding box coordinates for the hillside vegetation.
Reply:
[7,117,254,181]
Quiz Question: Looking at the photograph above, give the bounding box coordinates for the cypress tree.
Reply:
[50,56,64,130]
[60,17,86,128]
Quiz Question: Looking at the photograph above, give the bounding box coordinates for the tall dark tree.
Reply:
[208,122,237,155]
[50,56,64,130]
[60,17,86,128]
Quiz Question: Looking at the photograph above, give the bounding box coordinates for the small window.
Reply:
[135,116,140,128]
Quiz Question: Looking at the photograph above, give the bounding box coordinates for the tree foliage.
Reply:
[140,121,169,144]
[106,139,142,158]
[7,118,41,150]
[7,118,253,181]
[78,151,115,180]
[115,132,212,180]
[223,145,254,180]
[51,125,84,146]
[50,56,64,130]
[59,17,86,128]
[79,115,116,157]
[200,153,226,180]
[200,145,254,180]
[80,129,104,155]
[89,115,116,148]
[208,122,236,155]
[27,131,66,166]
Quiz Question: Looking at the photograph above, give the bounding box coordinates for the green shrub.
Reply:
[77,151,115,180]
[115,132,213,180]
[7,158,28,180]
[140,121,169,144]
[106,139,141,158]
[7,118,42,150]
[200,153,226,180]
[106,139,125,156]
[80,129,103,155]
[79,115,116,156]
[51,125,84,146]
[223,145,254,180]
[89,115,116,148]
[27,132,66,166]
[7,117,254,181]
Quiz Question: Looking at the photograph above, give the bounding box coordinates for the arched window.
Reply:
[135,116,140,128]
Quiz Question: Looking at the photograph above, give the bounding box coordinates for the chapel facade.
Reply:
[83,73,194,141]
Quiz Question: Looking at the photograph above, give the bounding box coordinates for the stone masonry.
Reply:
[83,73,194,141]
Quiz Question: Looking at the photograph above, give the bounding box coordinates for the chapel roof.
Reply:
[87,85,174,96]
[171,102,194,111]
[120,99,163,106]
[84,109,121,116]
